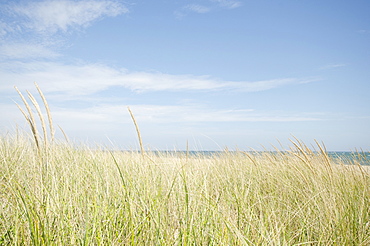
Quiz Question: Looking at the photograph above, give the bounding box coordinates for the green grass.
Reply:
[1,133,369,245]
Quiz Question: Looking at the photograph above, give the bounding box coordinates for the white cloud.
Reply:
[211,0,242,9]
[176,0,241,17]
[10,104,317,134]
[10,0,128,34]
[0,103,24,129]
[0,43,60,59]
[0,61,320,96]
[0,21,15,38]
[319,64,347,70]
[0,100,321,150]
[126,105,320,123]
[0,0,128,59]
[184,4,211,14]
[357,29,370,34]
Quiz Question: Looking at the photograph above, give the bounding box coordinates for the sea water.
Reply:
[327,151,370,166]
[148,150,370,166]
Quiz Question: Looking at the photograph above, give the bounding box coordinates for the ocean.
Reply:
[146,150,370,166]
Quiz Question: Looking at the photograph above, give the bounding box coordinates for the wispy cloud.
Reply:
[211,0,242,9]
[319,63,347,70]
[2,103,318,133]
[0,61,320,96]
[0,0,128,59]
[184,4,211,14]
[0,100,322,149]
[357,29,370,34]
[0,43,60,59]
[8,0,128,34]
[0,21,16,38]
[126,105,320,123]
[175,0,242,18]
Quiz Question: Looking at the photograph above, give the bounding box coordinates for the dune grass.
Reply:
[1,85,369,245]
[1,134,370,245]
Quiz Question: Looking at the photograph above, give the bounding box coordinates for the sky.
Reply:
[0,0,369,151]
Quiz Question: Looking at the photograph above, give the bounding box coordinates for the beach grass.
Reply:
[1,85,369,245]
[1,133,370,245]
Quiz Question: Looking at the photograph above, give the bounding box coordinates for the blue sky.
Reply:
[0,0,369,151]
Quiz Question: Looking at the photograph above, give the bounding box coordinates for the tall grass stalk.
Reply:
[34,82,55,143]
[127,107,144,157]
[14,86,41,152]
